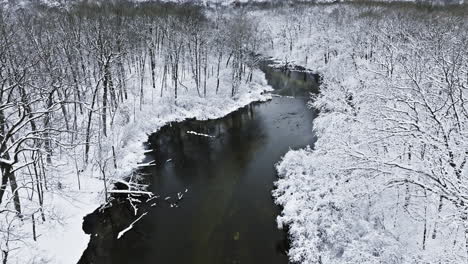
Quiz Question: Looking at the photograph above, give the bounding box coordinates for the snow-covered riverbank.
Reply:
[8,69,272,264]
[2,2,467,264]
[258,4,468,264]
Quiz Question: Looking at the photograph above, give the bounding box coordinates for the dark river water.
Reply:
[79,62,319,264]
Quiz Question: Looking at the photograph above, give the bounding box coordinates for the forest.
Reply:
[0,0,467,263]
[266,3,468,263]
[0,2,269,262]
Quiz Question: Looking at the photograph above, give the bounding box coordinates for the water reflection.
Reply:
[259,59,320,97]
[79,66,318,264]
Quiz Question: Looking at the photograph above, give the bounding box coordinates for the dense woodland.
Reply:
[266,3,468,263]
[0,0,467,263]
[0,2,266,262]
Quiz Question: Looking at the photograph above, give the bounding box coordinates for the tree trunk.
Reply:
[44,90,55,164]
[102,65,108,138]
[85,82,100,164]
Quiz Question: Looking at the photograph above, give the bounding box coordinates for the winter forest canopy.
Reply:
[0,0,467,263]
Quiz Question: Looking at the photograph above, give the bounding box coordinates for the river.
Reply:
[78,61,319,264]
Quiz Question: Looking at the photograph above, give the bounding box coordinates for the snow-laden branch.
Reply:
[117,212,148,240]
[186,130,215,138]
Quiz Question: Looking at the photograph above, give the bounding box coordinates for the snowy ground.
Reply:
[3,2,466,264]
[5,68,272,264]
[256,4,468,264]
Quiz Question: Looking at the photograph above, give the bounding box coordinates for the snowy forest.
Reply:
[267,4,468,263]
[0,0,467,263]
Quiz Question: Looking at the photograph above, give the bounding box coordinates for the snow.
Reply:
[4,0,463,10]
[186,130,216,138]
[107,190,153,196]
[27,174,103,264]
[262,4,468,264]
[117,212,147,240]
[177,192,184,200]
[2,2,466,264]
[3,63,272,263]
[274,148,407,263]
[136,161,157,167]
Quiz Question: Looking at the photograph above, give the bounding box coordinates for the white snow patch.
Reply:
[186,130,215,138]
[117,212,148,240]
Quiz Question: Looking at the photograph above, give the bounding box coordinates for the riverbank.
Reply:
[257,4,468,263]
[77,52,320,263]
[9,68,272,264]
[3,2,466,263]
